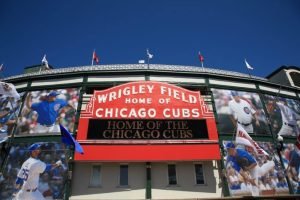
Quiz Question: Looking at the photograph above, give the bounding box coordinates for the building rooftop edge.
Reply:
[2,64,267,81]
[266,65,300,79]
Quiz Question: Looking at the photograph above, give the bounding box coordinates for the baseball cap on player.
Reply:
[28,143,42,152]
[47,91,60,97]
[226,142,235,149]
[231,91,238,96]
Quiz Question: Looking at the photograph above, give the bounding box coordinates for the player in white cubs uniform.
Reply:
[228,91,260,133]
[14,143,62,200]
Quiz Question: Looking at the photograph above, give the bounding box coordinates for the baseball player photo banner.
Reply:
[280,143,300,194]
[264,94,300,137]
[15,88,79,136]
[0,82,20,100]
[211,89,270,135]
[0,89,24,142]
[0,142,70,200]
[223,140,289,197]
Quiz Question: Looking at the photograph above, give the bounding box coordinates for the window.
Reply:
[168,164,177,185]
[89,165,101,187]
[195,164,205,184]
[120,165,128,186]
[289,71,300,87]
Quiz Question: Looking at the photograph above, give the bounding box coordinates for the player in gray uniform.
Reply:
[228,91,260,133]
[14,143,62,200]
[276,99,300,136]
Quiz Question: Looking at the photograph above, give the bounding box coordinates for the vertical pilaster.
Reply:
[146,162,152,199]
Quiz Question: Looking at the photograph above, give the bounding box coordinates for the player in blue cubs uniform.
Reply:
[226,142,275,196]
[25,91,74,133]
[14,143,62,200]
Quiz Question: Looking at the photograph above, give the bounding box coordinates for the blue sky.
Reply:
[0,0,300,78]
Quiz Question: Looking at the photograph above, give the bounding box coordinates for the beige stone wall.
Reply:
[70,162,146,200]
[151,161,222,199]
[70,161,221,200]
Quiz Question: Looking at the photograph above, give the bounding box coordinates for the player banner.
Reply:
[0,88,23,142]
[0,82,20,99]
[211,89,270,135]
[280,143,300,193]
[264,94,300,137]
[15,88,80,136]
[223,140,289,196]
[235,124,268,156]
[0,142,70,200]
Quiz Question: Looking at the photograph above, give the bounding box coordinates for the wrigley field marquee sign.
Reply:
[78,81,215,141]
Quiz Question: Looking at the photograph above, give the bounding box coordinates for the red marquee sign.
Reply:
[76,81,220,161]
[81,81,213,119]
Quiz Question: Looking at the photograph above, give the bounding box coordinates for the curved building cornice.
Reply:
[3,64,266,81]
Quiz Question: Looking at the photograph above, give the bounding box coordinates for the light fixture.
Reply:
[276,135,284,152]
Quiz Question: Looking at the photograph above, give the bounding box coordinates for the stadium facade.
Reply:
[0,64,300,200]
